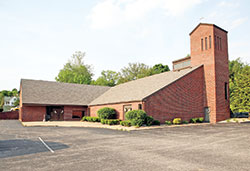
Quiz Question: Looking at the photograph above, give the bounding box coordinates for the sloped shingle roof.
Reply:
[21,79,110,106]
[89,65,203,106]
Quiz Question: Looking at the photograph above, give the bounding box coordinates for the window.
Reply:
[214,36,217,49]
[217,36,220,50]
[220,38,222,50]
[201,38,203,51]
[123,105,132,114]
[225,82,228,100]
[138,104,142,110]
[205,37,207,50]
[209,36,211,49]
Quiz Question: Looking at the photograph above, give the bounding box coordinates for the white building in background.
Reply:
[3,96,18,111]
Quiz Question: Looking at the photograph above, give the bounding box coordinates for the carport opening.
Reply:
[46,106,64,121]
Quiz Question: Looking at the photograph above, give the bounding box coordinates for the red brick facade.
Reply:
[0,111,19,120]
[144,66,204,123]
[89,102,142,120]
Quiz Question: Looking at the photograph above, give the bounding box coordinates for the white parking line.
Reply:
[38,137,55,153]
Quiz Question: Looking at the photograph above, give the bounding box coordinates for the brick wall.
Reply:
[20,106,46,122]
[64,106,87,121]
[0,111,19,120]
[144,66,204,123]
[89,102,142,120]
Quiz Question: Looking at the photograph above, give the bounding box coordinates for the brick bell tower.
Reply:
[190,23,230,123]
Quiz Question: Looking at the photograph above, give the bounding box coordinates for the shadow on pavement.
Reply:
[0,139,69,158]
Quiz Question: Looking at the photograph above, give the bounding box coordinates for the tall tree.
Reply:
[230,64,250,113]
[229,58,250,113]
[117,63,153,84]
[151,64,170,74]
[55,51,93,84]
[93,70,119,87]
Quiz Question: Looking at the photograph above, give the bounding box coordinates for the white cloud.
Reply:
[218,1,239,8]
[87,0,202,29]
[229,17,248,30]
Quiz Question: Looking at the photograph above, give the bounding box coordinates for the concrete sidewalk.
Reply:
[21,121,210,131]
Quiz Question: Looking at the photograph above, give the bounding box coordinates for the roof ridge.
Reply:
[21,78,110,88]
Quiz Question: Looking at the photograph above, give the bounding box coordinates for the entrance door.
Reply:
[204,107,210,122]
[47,106,64,121]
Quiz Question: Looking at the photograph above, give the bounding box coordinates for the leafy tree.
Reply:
[151,64,170,74]
[55,51,93,84]
[117,63,153,84]
[230,64,250,113]
[13,98,20,107]
[93,70,119,86]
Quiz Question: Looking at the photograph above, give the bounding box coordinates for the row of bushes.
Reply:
[81,116,100,122]
[165,117,204,125]
[101,119,120,125]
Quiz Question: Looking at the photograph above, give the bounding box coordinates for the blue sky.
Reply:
[0,0,249,90]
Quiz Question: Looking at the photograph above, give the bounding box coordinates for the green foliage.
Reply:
[131,118,144,127]
[152,120,160,125]
[190,118,198,123]
[13,98,20,107]
[173,118,182,124]
[197,117,204,123]
[151,64,170,74]
[125,110,147,127]
[145,115,154,126]
[182,120,189,124]
[120,120,131,127]
[117,63,153,84]
[97,107,116,119]
[125,110,147,121]
[101,119,120,125]
[165,120,172,125]
[229,58,250,113]
[93,70,119,86]
[55,51,93,84]
[81,116,100,122]
[0,89,19,109]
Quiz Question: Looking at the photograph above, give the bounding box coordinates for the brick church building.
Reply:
[19,23,230,123]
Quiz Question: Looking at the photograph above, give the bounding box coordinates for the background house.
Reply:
[3,96,18,112]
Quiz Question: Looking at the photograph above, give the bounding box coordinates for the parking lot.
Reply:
[1,120,250,171]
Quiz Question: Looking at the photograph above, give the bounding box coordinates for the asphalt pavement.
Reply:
[1,120,250,171]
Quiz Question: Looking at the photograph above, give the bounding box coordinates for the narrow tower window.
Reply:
[214,36,217,49]
[201,38,203,51]
[225,82,228,100]
[220,38,222,50]
[205,37,207,50]
[217,36,220,50]
[209,36,211,49]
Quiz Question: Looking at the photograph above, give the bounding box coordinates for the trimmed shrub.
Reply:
[125,110,147,121]
[145,116,154,126]
[81,116,87,121]
[182,120,189,124]
[97,107,116,119]
[190,118,198,123]
[120,120,131,127]
[173,118,182,124]
[101,119,120,125]
[197,117,204,123]
[165,120,172,125]
[131,118,144,127]
[125,110,147,127]
[152,120,160,125]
